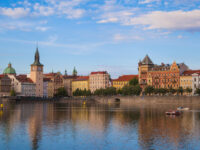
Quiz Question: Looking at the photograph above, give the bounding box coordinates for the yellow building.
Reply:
[72,76,89,93]
[112,75,138,90]
[180,73,193,90]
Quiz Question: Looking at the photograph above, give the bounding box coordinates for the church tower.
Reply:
[30,47,44,97]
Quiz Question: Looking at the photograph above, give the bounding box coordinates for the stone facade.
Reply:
[89,71,110,93]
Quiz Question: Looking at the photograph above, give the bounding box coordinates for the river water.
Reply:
[0,101,200,150]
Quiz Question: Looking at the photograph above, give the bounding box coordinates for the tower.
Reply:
[30,47,44,97]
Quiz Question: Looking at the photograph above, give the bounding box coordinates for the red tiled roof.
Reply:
[182,70,200,75]
[90,71,107,75]
[16,75,34,83]
[43,77,51,82]
[73,76,89,81]
[63,75,79,79]
[0,74,4,78]
[112,75,138,81]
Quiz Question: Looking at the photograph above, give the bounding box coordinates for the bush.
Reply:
[121,85,142,96]
[177,87,184,96]
[73,88,91,96]
[144,86,154,95]
[129,78,139,86]
[10,89,16,96]
[195,88,200,95]
[54,87,68,97]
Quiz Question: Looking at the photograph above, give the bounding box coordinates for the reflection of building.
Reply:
[89,71,110,93]
[0,74,11,96]
[63,75,78,96]
[44,72,64,97]
[138,55,188,89]
[72,76,89,93]
[30,47,44,97]
[112,75,138,89]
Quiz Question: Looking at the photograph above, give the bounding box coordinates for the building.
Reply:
[180,70,194,90]
[72,76,89,93]
[30,47,44,97]
[44,72,64,97]
[89,71,110,93]
[43,78,51,98]
[63,75,78,96]
[0,74,11,96]
[191,70,200,94]
[8,74,36,96]
[138,55,189,89]
[3,63,16,75]
[112,75,138,89]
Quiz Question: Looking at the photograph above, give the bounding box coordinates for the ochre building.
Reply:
[72,76,89,93]
[112,75,138,89]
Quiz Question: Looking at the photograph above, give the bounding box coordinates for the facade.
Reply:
[30,48,44,97]
[44,72,64,97]
[191,71,200,94]
[139,55,189,89]
[72,76,89,93]
[63,75,78,96]
[0,74,11,96]
[43,78,50,98]
[89,71,110,93]
[112,75,138,89]
[8,74,35,96]
[180,71,193,90]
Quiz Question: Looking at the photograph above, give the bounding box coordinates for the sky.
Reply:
[0,0,200,78]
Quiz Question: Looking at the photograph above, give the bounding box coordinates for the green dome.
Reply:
[3,63,16,74]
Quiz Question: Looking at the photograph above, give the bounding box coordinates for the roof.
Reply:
[16,75,34,83]
[0,74,4,78]
[141,55,154,65]
[73,76,89,81]
[63,75,79,79]
[43,77,51,82]
[112,75,138,81]
[31,48,43,66]
[3,63,16,74]
[182,70,200,76]
[90,71,107,75]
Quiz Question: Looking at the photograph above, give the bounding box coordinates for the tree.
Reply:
[195,88,200,95]
[10,89,16,96]
[177,87,184,96]
[169,87,177,95]
[121,85,142,96]
[129,78,139,86]
[185,87,192,95]
[54,87,68,97]
[144,86,154,95]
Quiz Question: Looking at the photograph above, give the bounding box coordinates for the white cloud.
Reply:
[33,3,54,16]
[35,26,50,32]
[0,7,30,18]
[113,34,144,41]
[139,0,160,4]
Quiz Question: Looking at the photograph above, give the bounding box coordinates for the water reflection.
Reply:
[0,101,200,150]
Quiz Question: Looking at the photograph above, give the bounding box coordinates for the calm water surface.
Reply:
[0,101,200,150]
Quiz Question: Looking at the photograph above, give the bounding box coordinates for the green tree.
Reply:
[144,86,154,95]
[177,87,184,96]
[195,88,200,95]
[10,89,16,96]
[185,87,192,95]
[129,78,139,86]
[54,87,68,97]
[169,87,177,95]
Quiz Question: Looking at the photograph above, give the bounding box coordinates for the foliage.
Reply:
[73,88,92,96]
[94,87,117,96]
[129,78,139,86]
[144,86,154,95]
[177,87,184,95]
[169,87,177,95]
[185,87,192,95]
[10,89,16,96]
[54,87,68,97]
[121,85,142,96]
[195,88,200,95]
[154,88,168,95]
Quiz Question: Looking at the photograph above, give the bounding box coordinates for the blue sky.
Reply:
[0,0,200,78]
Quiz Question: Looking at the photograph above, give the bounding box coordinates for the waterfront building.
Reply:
[180,71,193,90]
[112,75,138,89]
[192,71,200,94]
[72,76,89,93]
[0,74,11,96]
[63,75,78,96]
[43,78,51,98]
[30,47,44,97]
[138,55,189,89]
[89,71,110,93]
[8,74,36,96]
[44,72,64,97]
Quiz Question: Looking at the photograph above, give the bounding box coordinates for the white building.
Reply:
[43,78,50,98]
[8,74,36,97]
[192,73,200,95]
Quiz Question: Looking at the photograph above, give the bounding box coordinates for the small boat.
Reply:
[177,107,189,111]
[165,110,181,116]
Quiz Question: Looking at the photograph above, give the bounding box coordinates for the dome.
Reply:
[3,63,16,75]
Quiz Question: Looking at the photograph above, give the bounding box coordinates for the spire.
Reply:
[141,54,154,65]
[72,67,77,76]
[32,46,43,66]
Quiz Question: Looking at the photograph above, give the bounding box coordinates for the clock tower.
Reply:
[30,47,44,97]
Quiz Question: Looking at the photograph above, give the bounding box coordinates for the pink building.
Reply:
[89,71,110,93]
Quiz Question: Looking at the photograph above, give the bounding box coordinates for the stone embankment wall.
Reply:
[94,96,200,105]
